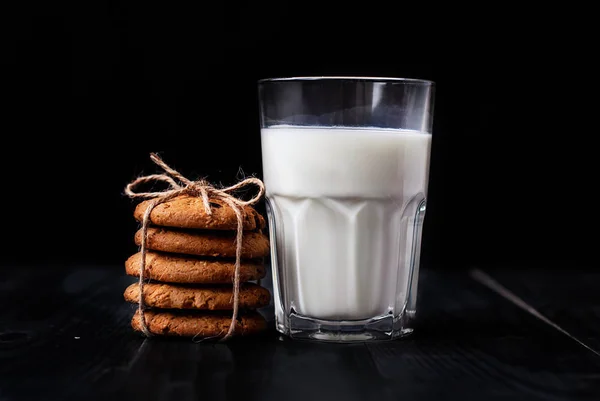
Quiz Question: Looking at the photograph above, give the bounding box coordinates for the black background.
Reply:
[0,2,596,269]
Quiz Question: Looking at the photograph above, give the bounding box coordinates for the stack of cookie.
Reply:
[124,195,271,338]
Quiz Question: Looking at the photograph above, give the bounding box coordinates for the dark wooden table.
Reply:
[1,265,599,401]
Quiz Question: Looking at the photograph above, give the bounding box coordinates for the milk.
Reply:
[261,126,431,321]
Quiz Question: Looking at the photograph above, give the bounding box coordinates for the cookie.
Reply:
[124,282,271,310]
[134,227,270,259]
[134,195,266,231]
[125,251,265,284]
[131,310,267,337]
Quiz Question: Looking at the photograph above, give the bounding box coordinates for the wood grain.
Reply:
[0,266,598,401]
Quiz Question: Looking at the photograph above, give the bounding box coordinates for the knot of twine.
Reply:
[125,153,265,341]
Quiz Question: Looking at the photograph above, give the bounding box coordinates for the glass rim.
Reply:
[258,76,434,85]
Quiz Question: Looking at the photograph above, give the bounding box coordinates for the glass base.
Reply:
[276,310,415,343]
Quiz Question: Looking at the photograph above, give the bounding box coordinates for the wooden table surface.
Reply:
[1,265,598,401]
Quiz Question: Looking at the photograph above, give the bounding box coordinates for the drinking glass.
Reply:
[259,77,435,342]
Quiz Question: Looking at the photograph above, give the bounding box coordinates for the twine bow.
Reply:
[125,153,265,341]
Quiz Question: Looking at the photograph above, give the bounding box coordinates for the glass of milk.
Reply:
[258,77,434,342]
